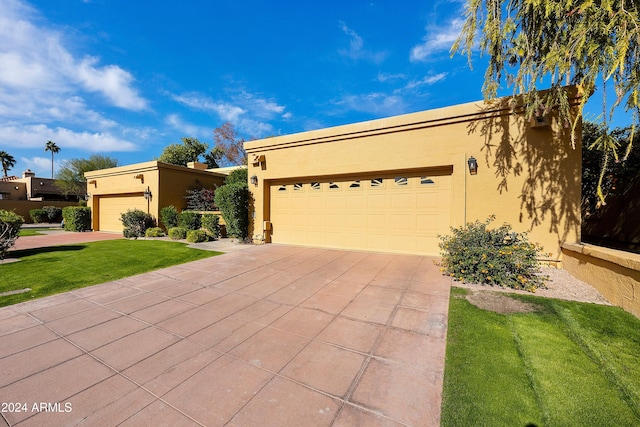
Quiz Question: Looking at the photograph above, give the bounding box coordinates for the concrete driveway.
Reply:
[0,244,451,426]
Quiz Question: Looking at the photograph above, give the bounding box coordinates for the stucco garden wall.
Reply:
[562,242,640,318]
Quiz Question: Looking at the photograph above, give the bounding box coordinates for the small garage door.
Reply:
[269,170,452,255]
[97,194,148,232]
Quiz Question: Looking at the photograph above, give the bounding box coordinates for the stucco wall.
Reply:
[562,242,640,318]
[245,92,582,258]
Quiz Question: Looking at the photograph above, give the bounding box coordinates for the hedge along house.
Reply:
[84,161,227,233]
[245,89,583,259]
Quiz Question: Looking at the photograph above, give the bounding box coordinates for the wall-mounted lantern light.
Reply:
[143,187,152,201]
[467,156,478,175]
[39,181,44,186]
[15,186,19,190]
[250,175,258,186]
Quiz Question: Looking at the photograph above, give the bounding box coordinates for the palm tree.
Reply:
[45,140,60,178]
[0,151,17,177]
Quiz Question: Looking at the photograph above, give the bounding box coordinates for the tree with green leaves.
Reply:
[44,140,60,179]
[453,0,640,202]
[0,151,16,177]
[157,137,208,167]
[55,154,118,196]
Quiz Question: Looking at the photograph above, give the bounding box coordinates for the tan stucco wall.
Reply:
[245,92,582,258]
[0,200,78,223]
[85,161,225,231]
[562,243,640,318]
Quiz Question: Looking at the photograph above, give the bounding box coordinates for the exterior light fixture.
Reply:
[40,181,44,186]
[143,187,152,201]
[250,175,258,186]
[467,156,478,175]
[15,186,19,190]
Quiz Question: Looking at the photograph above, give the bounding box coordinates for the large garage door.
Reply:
[97,194,148,232]
[269,171,452,255]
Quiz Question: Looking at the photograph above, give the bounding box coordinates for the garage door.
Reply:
[269,171,452,255]
[97,194,148,232]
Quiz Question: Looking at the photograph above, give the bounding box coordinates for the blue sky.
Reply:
[0,0,623,178]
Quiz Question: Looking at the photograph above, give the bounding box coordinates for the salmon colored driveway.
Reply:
[0,244,451,426]
[11,231,122,252]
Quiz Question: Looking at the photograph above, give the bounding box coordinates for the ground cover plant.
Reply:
[439,216,546,291]
[0,240,220,307]
[441,287,640,426]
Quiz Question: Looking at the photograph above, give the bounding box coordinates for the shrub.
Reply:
[178,210,202,231]
[0,209,24,259]
[185,187,217,211]
[224,167,248,186]
[438,216,546,291]
[62,206,92,232]
[186,229,207,243]
[43,206,62,223]
[120,209,156,238]
[160,205,179,229]
[201,213,220,239]
[214,182,249,239]
[145,227,165,237]
[29,208,48,224]
[168,227,187,240]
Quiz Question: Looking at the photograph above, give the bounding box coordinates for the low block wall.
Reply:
[0,201,79,223]
[562,242,640,318]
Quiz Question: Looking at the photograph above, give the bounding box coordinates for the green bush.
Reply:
[43,206,62,223]
[0,209,24,259]
[224,167,248,186]
[178,210,202,231]
[145,227,165,237]
[62,206,92,232]
[438,216,546,291]
[120,209,156,238]
[160,205,179,229]
[29,208,48,223]
[201,213,221,239]
[186,229,207,243]
[168,227,187,240]
[214,182,249,239]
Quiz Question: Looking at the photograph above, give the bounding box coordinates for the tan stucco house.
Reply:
[85,161,228,232]
[245,92,583,259]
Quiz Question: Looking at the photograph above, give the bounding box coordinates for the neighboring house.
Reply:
[84,161,230,232]
[0,169,86,201]
[245,91,583,259]
[0,170,83,221]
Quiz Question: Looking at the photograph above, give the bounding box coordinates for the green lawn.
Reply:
[441,287,640,426]
[18,227,55,236]
[0,240,220,307]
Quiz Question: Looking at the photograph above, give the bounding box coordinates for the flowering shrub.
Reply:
[438,216,547,291]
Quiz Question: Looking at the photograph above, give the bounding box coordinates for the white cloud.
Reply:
[171,93,246,122]
[0,124,138,152]
[76,57,147,110]
[0,0,148,123]
[377,72,407,83]
[170,90,287,137]
[19,156,61,178]
[338,21,387,64]
[410,18,464,62]
[334,92,407,117]
[402,73,448,90]
[165,114,212,137]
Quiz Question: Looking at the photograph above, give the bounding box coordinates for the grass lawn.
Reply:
[442,287,640,427]
[18,227,56,236]
[0,240,221,307]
